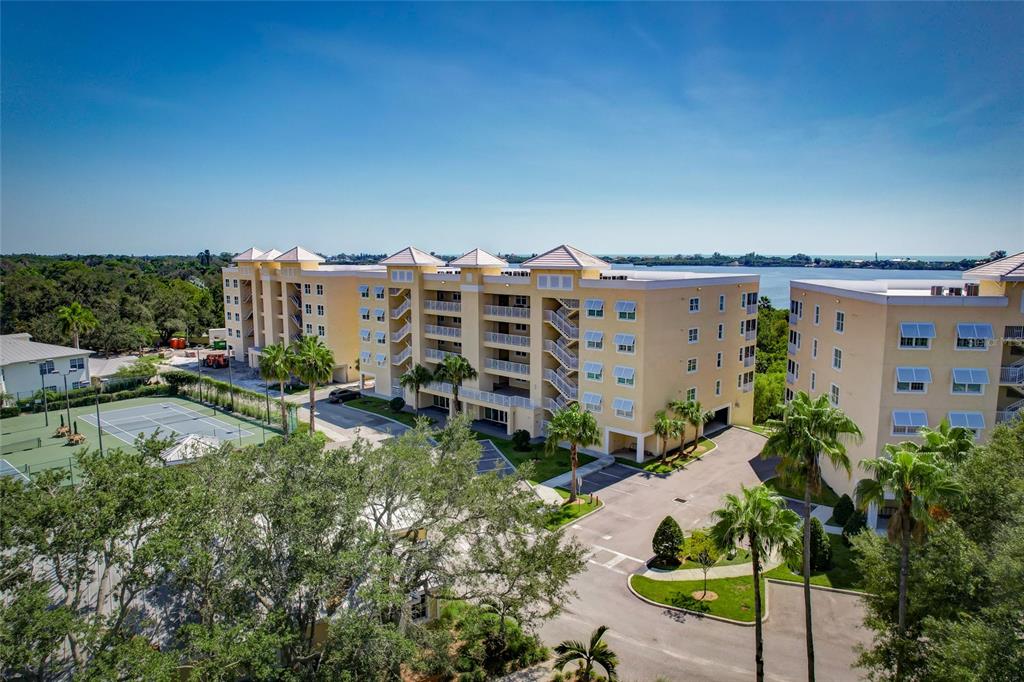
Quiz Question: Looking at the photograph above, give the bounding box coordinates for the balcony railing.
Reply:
[424,324,461,339]
[392,345,412,365]
[483,304,530,319]
[746,303,758,315]
[544,309,579,340]
[745,329,757,341]
[426,382,534,409]
[391,322,412,342]
[544,395,570,413]
[744,355,756,368]
[544,368,579,400]
[424,348,458,362]
[484,358,530,376]
[543,339,579,370]
[787,342,798,355]
[483,332,530,347]
[391,297,411,319]
[740,380,754,393]
[788,313,799,325]
[1006,326,1024,341]
[424,300,463,314]
[786,372,797,385]
[1000,365,1024,385]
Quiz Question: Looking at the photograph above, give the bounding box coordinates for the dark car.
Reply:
[328,388,360,404]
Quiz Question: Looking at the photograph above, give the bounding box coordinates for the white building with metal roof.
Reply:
[0,333,93,400]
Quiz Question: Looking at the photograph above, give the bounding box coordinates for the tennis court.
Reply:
[80,402,254,446]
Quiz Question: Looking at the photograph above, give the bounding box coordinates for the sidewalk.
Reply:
[636,553,784,582]
[541,454,615,489]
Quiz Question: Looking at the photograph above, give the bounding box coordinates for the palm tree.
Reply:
[553,625,619,681]
[546,403,600,503]
[399,364,434,415]
[432,354,477,417]
[711,485,801,682]
[56,302,98,349]
[856,445,963,649]
[258,343,293,436]
[652,409,683,457]
[918,418,975,466]
[669,399,714,452]
[760,391,861,682]
[288,335,335,433]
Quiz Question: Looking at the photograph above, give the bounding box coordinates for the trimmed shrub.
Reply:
[0,405,21,419]
[809,517,832,570]
[842,510,868,546]
[389,397,406,412]
[511,429,531,452]
[833,494,855,527]
[652,515,685,565]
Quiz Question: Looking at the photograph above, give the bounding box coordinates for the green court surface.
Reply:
[0,396,277,481]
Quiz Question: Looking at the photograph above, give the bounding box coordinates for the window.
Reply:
[584,299,604,318]
[513,295,529,307]
[304,283,311,294]
[787,358,799,379]
[584,362,603,382]
[315,304,323,316]
[689,297,700,313]
[537,274,573,290]
[785,387,795,402]
[716,352,722,368]
[225,294,230,303]
[225,278,230,287]
[789,299,803,319]
[513,323,528,332]
[234,313,240,321]
[814,305,820,325]
[70,357,85,371]
[687,358,697,373]
[376,353,386,367]
[615,300,637,321]
[375,331,386,345]
[719,295,725,312]
[584,330,604,350]
[614,366,635,386]
[948,411,984,436]
[789,329,801,349]
[226,312,231,320]
[741,291,758,308]
[688,328,699,344]
[391,270,413,283]
[686,387,696,401]
[612,397,634,419]
[738,371,754,388]
[812,338,818,358]
[829,383,840,406]
[899,322,935,349]
[233,296,239,305]
[895,367,932,393]
[835,311,845,333]
[374,286,385,299]
[482,407,508,424]
[717,323,724,340]
[360,328,371,342]
[359,285,369,298]
[360,307,370,321]
[582,392,603,413]
[72,381,88,390]
[360,351,371,364]
[715,380,721,396]
[810,371,816,391]
[614,333,636,354]
[232,278,238,287]
[37,360,54,375]
[951,368,989,395]
[305,303,312,314]
[306,323,313,335]
[318,325,325,337]
[832,347,843,371]
[892,410,928,436]
[316,284,324,295]
[955,323,994,350]
[375,308,385,322]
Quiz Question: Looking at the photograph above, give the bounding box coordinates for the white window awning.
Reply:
[948,412,985,430]
[613,333,636,346]
[360,351,371,362]
[373,286,385,295]
[376,353,386,363]
[584,330,604,343]
[584,298,604,310]
[360,329,371,341]
[613,366,635,380]
[612,397,634,412]
[583,361,603,374]
[615,300,637,313]
[375,331,386,341]
[900,322,936,338]
[359,307,369,316]
[374,308,385,317]
[895,367,932,383]
[956,323,994,340]
[582,392,602,407]
[358,285,369,294]
[952,368,990,384]
[892,410,929,428]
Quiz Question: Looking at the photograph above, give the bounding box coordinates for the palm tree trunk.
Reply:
[897,503,911,682]
[803,479,816,682]
[414,388,420,415]
[73,331,80,349]
[569,444,579,503]
[751,538,764,682]
[279,380,288,436]
[451,386,458,417]
[308,384,316,432]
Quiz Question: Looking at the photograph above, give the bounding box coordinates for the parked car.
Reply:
[328,388,360,403]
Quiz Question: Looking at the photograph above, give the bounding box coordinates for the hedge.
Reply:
[162,370,284,428]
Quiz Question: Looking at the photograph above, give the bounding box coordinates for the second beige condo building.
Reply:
[222,244,760,461]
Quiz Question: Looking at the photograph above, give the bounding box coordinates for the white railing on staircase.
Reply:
[391,297,411,319]
[1000,364,1024,385]
[544,368,578,400]
[557,298,579,310]
[543,339,579,370]
[391,322,412,342]
[544,309,579,340]
[392,345,412,365]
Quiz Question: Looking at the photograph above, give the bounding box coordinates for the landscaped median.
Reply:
[617,437,716,474]
[483,435,596,485]
[544,488,602,530]
[629,573,766,624]
[763,535,866,591]
[343,396,431,428]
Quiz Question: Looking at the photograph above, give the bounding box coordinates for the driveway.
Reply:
[539,427,870,681]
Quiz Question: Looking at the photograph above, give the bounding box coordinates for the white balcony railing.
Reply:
[787,342,798,355]
[484,358,530,376]
[290,314,302,329]
[1000,365,1024,385]
[740,380,754,393]
[391,322,412,342]
[1005,326,1024,341]
[543,339,579,370]
[744,355,756,368]
[391,297,411,319]
[746,303,758,315]
[483,304,530,319]
[544,309,579,340]
[788,313,799,325]
[426,381,534,409]
[544,368,579,400]
[424,348,458,362]
[745,329,757,341]
[424,300,463,314]
[483,332,530,347]
[392,345,412,365]
[786,372,797,385]
[424,324,461,339]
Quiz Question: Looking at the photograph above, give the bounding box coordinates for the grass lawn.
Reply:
[746,423,774,436]
[764,535,865,591]
[678,548,752,570]
[631,574,765,623]
[619,437,715,474]
[763,476,841,506]
[484,436,595,484]
[1,395,277,481]
[345,396,431,428]
[545,488,602,530]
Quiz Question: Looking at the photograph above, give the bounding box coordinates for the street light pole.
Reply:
[226,355,236,413]
[36,360,51,427]
[60,371,72,427]
[91,377,104,455]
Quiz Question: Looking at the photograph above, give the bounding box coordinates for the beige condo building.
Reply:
[786,252,1024,522]
[222,244,760,461]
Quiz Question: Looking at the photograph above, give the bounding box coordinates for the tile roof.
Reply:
[448,248,508,267]
[521,244,609,269]
[274,246,325,263]
[0,334,93,365]
[232,247,265,262]
[964,251,1024,281]
[380,246,446,266]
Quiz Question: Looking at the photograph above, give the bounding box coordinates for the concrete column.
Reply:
[867,502,879,532]
[636,433,645,463]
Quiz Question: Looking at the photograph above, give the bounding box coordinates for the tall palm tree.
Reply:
[399,364,433,415]
[761,391,861,682]
[652,409,683,457]
[669,399,715,452]
[432,354,477,417]
[546,403,600,503]
[553,625,619,681]
[918,418,975,466]
[288,336,335,433]
[56,302,98,349]
[856,445,963,649]
[258,343,293,436]
[711,485,801,682]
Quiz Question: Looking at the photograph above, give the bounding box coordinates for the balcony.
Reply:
[740,380,754,393]
[544,368,578,400]
[392,345,412,366]
[787,342,798,355]
[424,324,461,339]
[746,303,758,315]
[424,300,462,314]
[543,339,579,370]
[483,332,530,348]
[1005,326,1024,341]
[1000,364,1024,385]
[391,322,412,342]
[744,354,756,368]
[789,313,799,325]
[544,309,579,340]
[484,358,530,377]
[996,398,1024,424]
[786,372,797,385]
[424,348,458,363]
[391,297,411,319]
[745,329,757,341]
[483,304,530,320]
[426,381,534,409]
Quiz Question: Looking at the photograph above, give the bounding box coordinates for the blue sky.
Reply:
[2,2,1021,256]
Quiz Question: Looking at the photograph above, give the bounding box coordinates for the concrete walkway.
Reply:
[636,553,784,582]
[533,483,565,505]
[541,454,616,489]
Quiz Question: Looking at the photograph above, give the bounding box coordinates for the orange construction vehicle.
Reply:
[203,352,229,369]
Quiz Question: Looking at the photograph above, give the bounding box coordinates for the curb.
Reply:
[733,425,770,438]
[626,574,768,627]
[340,404,416,433]
[765,577,869,598]
[617,438,719,474]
